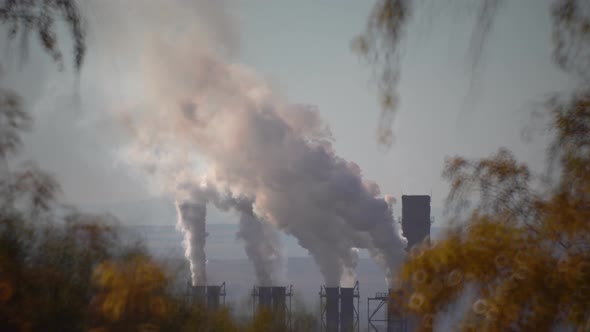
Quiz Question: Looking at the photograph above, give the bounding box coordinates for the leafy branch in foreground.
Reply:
[0,0,86,71]
[395,92,590,331]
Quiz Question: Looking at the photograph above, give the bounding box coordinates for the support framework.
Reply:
[251,285,293,330]
[319,281,360,332]
[185,281,226,310]
[367,290,407,332]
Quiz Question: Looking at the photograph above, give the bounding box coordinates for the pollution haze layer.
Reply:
[123,222,446,261]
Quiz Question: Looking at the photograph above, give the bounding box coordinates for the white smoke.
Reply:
[341,248,360,288]
[173,179,221,286]
[200,184,285,287]
[83,0,407,287]
[175,192,208,286]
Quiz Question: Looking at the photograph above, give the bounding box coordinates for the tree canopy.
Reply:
[395,93,590,330]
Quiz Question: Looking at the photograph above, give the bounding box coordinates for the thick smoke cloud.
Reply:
[81,0,407,286]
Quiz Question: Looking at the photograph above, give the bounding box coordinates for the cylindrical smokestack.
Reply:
[271,286,286,311]
[271,286,287,326]
[258,286,272,309]
[387,288,396,332]
[325,287,339,332]
[190,285,207,306]
[401,195,431,250]
[207,285,221,310]
[340,287,354,332]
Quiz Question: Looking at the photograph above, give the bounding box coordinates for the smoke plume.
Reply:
[204,185,285,287]
[175,195,208,286]
[234,198,284,286]
[174,180,221,286]
[85,0,407,286]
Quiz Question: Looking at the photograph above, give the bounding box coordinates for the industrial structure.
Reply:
[319,281,360,332]
[367,289,407,332]
[368,195,432,331]
[186,282,226,310]
[251,285,293,329]
[178,195,432,330]
[401,195,432,250]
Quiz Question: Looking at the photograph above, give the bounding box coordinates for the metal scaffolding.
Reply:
[367,290,407,332]
[319,281,360,332]
[251,285,294,330]
[185,281,226,310]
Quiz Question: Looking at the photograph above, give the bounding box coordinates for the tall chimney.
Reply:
[272,286,287,326]
[258,286,272,309]
[187,282,225,310]
[190,284,207,306]
[401,195,431,250]
[271,286,287,311]
[325,287,340,332]
[206,285,221,310]
[340,287,354,332]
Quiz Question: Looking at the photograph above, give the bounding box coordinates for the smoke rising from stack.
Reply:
[85,0,407,286]
[205,186,285,287]
[341,248,360,288]
[174,181,221,286]
[175,194,208,286]
[234,198,284,286]
[174,179,285,287]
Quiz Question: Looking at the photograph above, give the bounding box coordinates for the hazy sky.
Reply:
[0,0,577,225]
[233,0,575,220]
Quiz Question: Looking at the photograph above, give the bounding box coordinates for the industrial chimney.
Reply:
[186,282,226,310]
[325,287,339,332]
[367,195,431,331]
[320,282,360,332]
[367,289,408,332]
[252,285,293,329]
[401,195,431,251]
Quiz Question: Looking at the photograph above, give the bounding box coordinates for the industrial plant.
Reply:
[181,195,431,332]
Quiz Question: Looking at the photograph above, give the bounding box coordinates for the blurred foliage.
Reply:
[0,0,86,71]
[552,0,590,83]
[92,255,169,327]
[355,0,590,145]
[393,84,590,331]
[359,2,590,327]
[352,0,412,146]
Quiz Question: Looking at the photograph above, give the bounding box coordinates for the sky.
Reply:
[234,0,575,219]
[0,0,577,226]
